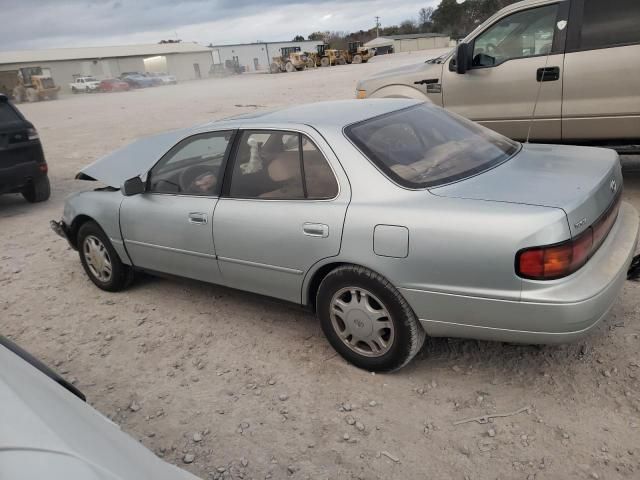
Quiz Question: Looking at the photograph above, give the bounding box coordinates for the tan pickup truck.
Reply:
[356,0,640,147]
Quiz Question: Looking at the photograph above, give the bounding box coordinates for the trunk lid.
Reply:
[431,144,622,238]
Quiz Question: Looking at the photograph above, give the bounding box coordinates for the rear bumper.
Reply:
[401,202,640,344]
[0,145,47,194]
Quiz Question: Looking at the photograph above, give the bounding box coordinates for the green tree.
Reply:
[292,35,305,41]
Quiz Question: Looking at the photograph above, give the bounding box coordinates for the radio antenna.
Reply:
[525,19,566,143]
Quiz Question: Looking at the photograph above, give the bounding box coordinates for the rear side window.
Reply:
[228,130,338,200]
[580,0,640,49]
[0,102,21,124]
[345,104,519,189]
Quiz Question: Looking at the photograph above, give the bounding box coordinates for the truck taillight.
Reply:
[27,128,39,140]
[516,194,621,280]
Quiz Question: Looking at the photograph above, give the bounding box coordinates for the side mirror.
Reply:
[456,43,472,74]
[122,176,145,196]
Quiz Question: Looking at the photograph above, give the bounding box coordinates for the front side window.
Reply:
[579,0,640,50]
[472,4,559,67]
[148,131,232,196]
[228,130,338,200]
[345,103,519,189]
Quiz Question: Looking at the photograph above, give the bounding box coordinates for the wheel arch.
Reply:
[303,260,400,312]
[368,84,431,101]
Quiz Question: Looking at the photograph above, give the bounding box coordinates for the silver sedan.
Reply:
[52,99,640,371]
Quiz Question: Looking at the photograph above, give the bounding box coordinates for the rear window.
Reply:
[344,103,519,188]
[0,101,21,124]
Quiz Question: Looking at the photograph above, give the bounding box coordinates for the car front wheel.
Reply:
[317,265,425,372]
[77,221,133,292]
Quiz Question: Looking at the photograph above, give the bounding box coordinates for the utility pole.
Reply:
[375,16,380,37]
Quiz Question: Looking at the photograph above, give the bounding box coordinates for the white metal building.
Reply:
[0,43,215,92]
[209,40,324,73]
[364,33,450,53]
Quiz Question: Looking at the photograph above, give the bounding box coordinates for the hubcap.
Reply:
[329,287,395,357]
[83,235,112,282]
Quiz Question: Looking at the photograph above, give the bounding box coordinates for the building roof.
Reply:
[208,40,323,49]
[0,42,212,65]
[387,33,449,40]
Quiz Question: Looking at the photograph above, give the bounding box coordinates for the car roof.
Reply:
[208,99,422,130]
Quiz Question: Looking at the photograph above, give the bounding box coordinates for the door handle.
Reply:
[536,66,560,82]
[188,212,208,225]
[303,223,329,238]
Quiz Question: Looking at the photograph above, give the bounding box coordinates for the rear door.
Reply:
[562,0,640,141]
[442,2,567,141]
[120,130,234,284]
[212,127,350,303]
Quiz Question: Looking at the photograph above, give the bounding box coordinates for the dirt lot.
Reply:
[2,50,640,480]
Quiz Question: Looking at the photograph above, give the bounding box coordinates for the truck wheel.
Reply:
[285,62,295,73]
[270,63,280,73]
[320,57,330,67]
[337,57,346,65]
[26,88,39,102]
[72,87,78,94]
[22,176,50,203]
[316,265,426,372]
[352,54,363,64]
[77,221,134,292]
[306,59,315,68]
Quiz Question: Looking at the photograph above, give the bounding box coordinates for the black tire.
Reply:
[72,87,78,94]
[317,265,425,372]
[77,221,134,292]
[22,176,50,203]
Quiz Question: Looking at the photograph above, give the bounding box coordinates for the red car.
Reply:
[99,78,130,92]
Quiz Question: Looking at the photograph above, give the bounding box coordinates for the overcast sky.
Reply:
[1,0,438,51]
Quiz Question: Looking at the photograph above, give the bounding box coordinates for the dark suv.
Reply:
[0,94,50,202]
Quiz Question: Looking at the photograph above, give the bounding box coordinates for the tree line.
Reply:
[294,0,519,48]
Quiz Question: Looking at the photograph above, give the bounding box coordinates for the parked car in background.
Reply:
[0,94,50,203]
[99,78,130,92]
[52,100,639,372]
[0,335,200,480]
[143,73,163,86]
[69,76,100,94]
[120,72,155,88]
[148,72,177,85]
[356,0,640,147]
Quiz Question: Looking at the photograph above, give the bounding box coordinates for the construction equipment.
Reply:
[344,42,373,64]
[0,67,60,103]
[270,47,308,73]
[305,45,345,68]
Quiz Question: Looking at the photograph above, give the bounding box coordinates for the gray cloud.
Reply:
[0,0,434,50]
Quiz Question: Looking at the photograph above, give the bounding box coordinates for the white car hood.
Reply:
[76,127,193,188]
[0,344,199,480]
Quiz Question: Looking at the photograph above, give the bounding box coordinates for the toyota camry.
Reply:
[52,99,640,371]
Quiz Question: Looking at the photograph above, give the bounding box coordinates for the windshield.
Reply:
[345,103,519,188]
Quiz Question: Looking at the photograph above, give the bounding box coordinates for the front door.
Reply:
[120,130,234,284]
[442,2,565,141]
[213,128,350,303]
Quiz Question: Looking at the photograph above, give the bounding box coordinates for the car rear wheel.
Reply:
[77,221,133,292]
[22,176,50,203]
[317,265,425,371]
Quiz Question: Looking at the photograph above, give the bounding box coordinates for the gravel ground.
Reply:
[2,50,640,480]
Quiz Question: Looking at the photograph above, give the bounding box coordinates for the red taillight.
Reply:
[38,163,48,173]
[517,194,621,280]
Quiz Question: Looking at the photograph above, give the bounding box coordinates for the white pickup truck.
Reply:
[69,76,100,94]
